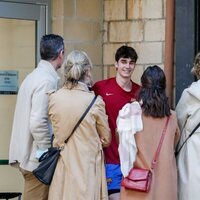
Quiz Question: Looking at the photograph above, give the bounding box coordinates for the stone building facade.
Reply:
[52,0,167,87]
[2,0,192,194]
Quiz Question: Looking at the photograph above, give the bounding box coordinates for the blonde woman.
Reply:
[48,50,111,200]
[176,52,200,200]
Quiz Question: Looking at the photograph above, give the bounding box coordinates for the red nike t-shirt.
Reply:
[92,77,140,164]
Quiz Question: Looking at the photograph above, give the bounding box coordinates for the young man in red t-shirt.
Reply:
[93,46,140,200]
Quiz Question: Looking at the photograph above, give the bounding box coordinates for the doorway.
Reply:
[0,0,50,193]
[175,0,196,104]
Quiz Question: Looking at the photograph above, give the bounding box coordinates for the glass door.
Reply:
[0,0,50,193]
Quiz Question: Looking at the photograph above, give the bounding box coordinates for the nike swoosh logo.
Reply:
[106,93,114,96]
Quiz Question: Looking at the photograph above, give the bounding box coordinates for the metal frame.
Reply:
[0,0,51,63]
[0,0,51,165]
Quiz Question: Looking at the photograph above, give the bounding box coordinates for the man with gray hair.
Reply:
[9,34,65,200]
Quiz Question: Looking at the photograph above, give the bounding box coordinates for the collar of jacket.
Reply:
[38,59,60,81]
[64,81,91,93]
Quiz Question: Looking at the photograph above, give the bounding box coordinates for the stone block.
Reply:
[131,64,144,84]
[52,0,64,17]
[103,22,108,43]
[103,43,125,65]
[103,65,109,79]
[131,42,163,64]
[108,65,117,78]
[145,20,165,41]
[109,21,144,42]
[76,0,102,20]
[104,0,126,21]
[64,42,75,55]
[63,0,75,17]
[128,0,163,19]
[92,65,104,82]
[52,19,64,36]
[92,22,102,42]
[74,43,102,65]
[64,20,94,41]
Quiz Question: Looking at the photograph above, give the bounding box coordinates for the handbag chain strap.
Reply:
[63,95,97,144]
[151,116,170,170]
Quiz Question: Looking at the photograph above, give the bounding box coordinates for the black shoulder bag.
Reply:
[33,95,97,185]
[175,121,200,157]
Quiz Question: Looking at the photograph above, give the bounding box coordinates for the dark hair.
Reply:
[138,65,171,118]
[40,34,64,61]
[115,45,138,62]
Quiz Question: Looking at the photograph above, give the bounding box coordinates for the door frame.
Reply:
[175,0,196,104]
[0,0,51,62]
[0,0,51,165]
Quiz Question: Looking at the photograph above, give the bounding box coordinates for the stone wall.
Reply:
[51,0,166,85]
[103,0,166,84]
[52,0,103,83]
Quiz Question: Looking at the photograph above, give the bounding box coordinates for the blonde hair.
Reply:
[63,50,93,88]
[191,52,200,79]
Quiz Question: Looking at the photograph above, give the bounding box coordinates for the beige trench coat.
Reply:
[176,80,200,200]
[9,60,60,171]
[121,111,180,200]
[48,83,111,200]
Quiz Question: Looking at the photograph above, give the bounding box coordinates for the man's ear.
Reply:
[114,61,118,68]
[59,50,64,58]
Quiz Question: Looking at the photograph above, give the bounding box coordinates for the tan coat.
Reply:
[48,83,111,200]
[121,111,180,200]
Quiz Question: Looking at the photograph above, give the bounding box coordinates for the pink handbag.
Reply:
[121,117,170,192]
[121,168,152,192]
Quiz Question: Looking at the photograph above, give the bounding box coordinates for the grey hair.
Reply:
[40,34,64,61]
[191,52,200,79]
[63,50,93,87]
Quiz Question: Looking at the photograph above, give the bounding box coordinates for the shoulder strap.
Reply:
[175,121,200,157]
[151,116,170,169]
[64,95,97,144]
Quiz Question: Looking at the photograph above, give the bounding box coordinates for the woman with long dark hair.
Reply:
[120,65,180,200]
